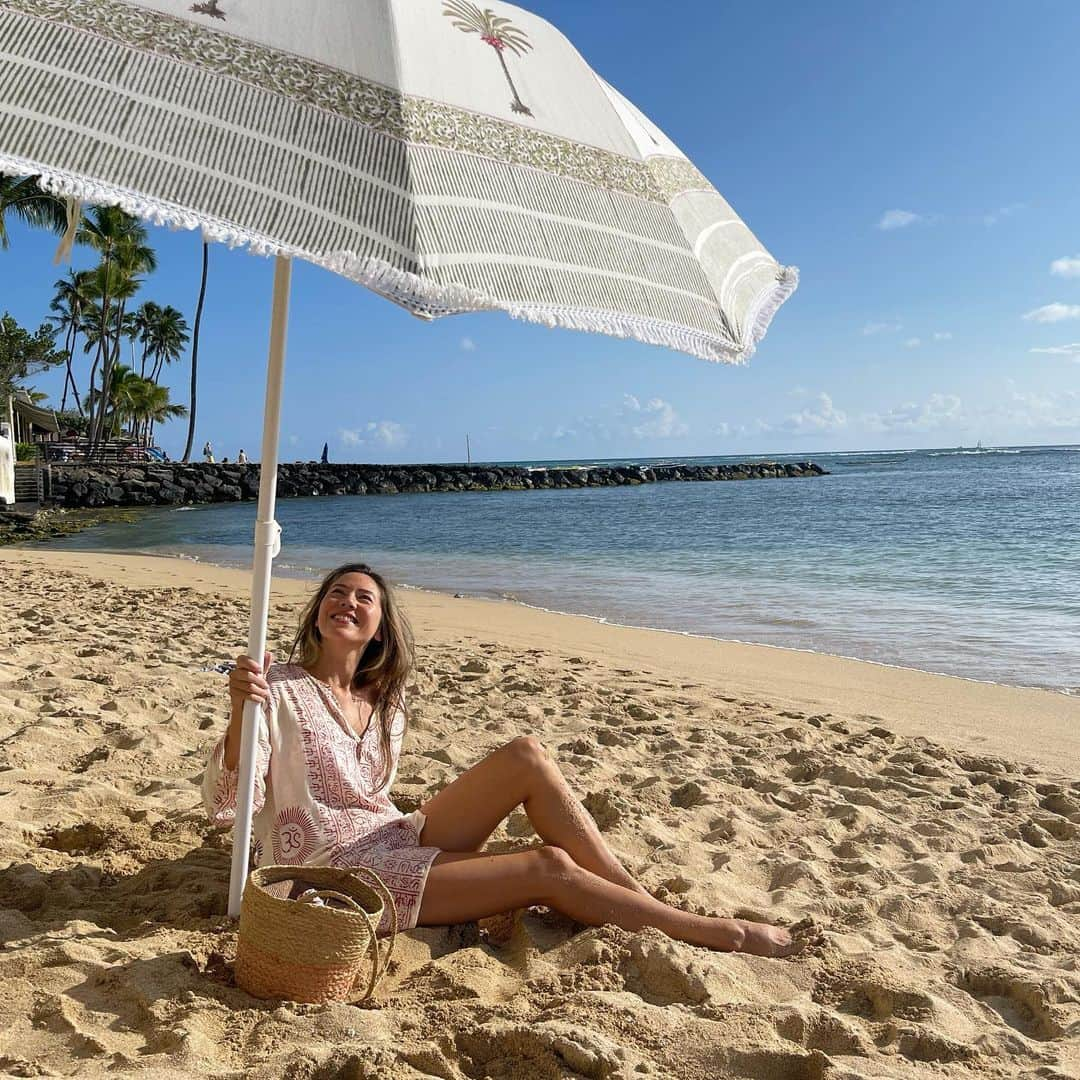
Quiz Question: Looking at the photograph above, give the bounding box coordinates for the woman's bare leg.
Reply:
[418,736,648,896]
[417,846,799,958]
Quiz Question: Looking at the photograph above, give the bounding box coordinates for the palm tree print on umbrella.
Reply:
[443,1,534,118]
[189,1,226,21]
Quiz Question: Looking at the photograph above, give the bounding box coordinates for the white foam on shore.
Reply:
[394,583,1071,697]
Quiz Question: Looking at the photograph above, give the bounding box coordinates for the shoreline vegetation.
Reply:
[1,545,1077,1078]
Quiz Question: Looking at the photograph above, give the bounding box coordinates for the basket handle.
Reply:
[296,888,383,1001]
[343,867,399,981]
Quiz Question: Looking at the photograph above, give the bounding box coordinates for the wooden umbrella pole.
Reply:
[228,255,292,919]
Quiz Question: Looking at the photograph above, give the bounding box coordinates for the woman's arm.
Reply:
[201,652,273,823]
[223,651,273,770]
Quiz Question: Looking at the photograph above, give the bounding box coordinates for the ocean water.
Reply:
[45,445,1080,693]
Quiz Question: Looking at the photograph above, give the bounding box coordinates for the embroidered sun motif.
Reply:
[273,806,317,864]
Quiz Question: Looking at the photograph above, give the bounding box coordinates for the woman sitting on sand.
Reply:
[205,562,800,956]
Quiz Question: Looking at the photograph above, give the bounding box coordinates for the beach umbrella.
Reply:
[0,0,798,916]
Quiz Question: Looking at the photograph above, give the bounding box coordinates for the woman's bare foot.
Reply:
[734,919,803,958]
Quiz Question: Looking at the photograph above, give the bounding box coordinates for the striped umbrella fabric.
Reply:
[0,0,796,363]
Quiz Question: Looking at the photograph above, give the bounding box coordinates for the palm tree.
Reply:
[104,364,145,438]
[147,305,190,386]
[132,300,163,377]
[48,269,94,414]
[89,363,176,444]
[81,260,143,452]
[443,1,533,117]
[182,241,209,463]
[0,175,68,248]
[142,381,188,446]
[76,206,157,454]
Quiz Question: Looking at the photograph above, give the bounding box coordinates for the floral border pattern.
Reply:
[8,0,713,204]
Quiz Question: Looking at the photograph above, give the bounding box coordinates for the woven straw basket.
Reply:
[235,865,399,1003]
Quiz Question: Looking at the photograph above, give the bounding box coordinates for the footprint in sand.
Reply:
[954,969,1067,1041]
[455,1020,636,1080]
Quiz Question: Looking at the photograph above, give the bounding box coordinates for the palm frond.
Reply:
[443,0,531,51]
[497,33,531,54]
[442,0,487,33]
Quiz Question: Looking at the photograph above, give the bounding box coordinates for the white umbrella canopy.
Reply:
[0,0,798,915]
[1,0,796,360]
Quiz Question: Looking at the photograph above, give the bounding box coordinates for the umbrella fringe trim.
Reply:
[742,264,800,359]
[0,154,796,365]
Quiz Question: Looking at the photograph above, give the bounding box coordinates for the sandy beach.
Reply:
[0,545,1077,1079]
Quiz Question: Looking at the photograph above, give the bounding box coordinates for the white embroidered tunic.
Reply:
[203,663,440,932]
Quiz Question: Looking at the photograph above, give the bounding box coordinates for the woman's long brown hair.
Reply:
[289,562,414,793]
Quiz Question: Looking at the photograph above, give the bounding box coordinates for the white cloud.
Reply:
[862,320,902,336]
[543,393,688,444]
[933,331,953,341]
[780,392,848,435]
[1030,344,1080,362]
[1023,303,1080,323]
[339,421,409,449]
[877,209,922,231]
[1050,255,1080,278]
[983,203,1025,226]
[904,337,922,349]
[287,434,300,446]
[1002,388,1080,430]
[863,393,963,433]
[460,337,477,352]
[630,397,689,439]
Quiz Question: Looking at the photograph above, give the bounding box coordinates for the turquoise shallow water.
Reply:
[45,445,1080,692]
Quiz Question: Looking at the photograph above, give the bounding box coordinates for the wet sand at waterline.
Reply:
[0,547,1077,1079]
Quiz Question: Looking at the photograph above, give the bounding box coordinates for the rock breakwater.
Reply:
[42,460,828,509]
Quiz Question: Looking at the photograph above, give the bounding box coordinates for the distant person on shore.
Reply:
[321,442,329,465]
[203,440,215,464]
[207,563,804,956]
[237,449,249,465]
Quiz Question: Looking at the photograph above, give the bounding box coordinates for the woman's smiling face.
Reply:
[317,571,383,646]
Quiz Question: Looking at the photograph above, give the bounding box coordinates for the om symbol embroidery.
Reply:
[272,806,317,864]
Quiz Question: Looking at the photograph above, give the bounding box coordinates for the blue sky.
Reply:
[4,0,1080,463]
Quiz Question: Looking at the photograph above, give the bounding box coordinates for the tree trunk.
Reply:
[86,331,106,450]
[69,318,86,416]
[59,320,75,413]
[182,242,209,463]
[92,302,125,460]
[496,48,532,116]
[87,289,115,454]
[63,365,81,416]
